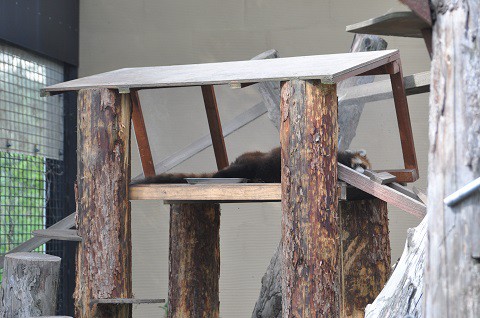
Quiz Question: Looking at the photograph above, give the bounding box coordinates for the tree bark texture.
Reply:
[339,199,390,318]
[280,80,339,317]
[425,1,480,317]
[252,35,388,318]
[75,89,132,318]
[168,203,220,318]
[366,217,426,318]
[0,252,61,318]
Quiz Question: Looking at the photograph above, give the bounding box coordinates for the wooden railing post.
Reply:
[168,203,220,318]
[75,88,132,318]
[280,80,339,317]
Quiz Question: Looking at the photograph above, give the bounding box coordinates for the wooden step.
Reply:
[32,229,82,242]
[90,298,165,305]
[346,11,430,38]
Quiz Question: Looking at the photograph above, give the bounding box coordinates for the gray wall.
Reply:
[79,1,430,317]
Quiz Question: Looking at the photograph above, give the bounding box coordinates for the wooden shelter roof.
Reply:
[42,50,399,95]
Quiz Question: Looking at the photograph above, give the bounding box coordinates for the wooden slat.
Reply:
[346,12,430,38]
[129,184,281,201]
[42,50,400,94]
[364,170,397,184]
[32,229,82,242]
[0,212,76,270]
[131,90,155,177]
[388,182,422,201]
[338,163,426,218]
[201,85,229,170]
[90,298,165,305]
[376,169,418,183]
[390,62,419,180]
[340,71,430,106]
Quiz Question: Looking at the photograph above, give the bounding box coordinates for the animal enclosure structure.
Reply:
[42,49,424,317]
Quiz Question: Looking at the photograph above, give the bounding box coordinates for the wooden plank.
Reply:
[131,102,266,181]
[340,71,430,106]
[364,170,397,184]
[346,12,430,38]
[131,90,155,177]
[91,298,165,305]
[32,229,82,242]
[129,183,281,201]
[390,61,419,179]
[338,163,426,218]
[201,85,229,170]
[0,212,76,270]
[399,0,432,25]
[42,50,399,94]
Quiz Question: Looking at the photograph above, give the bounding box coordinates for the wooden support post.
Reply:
[390,62,419,181]
[201,85,229,169]
[75,89,132,318]
[425,2,480,317]
[339,199,390,318]
[168,203,220,318]
[280,80,339,317]
[0,253,61,318]
[131,90,155,177]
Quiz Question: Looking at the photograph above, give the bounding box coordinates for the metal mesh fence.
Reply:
[0,41,69,314]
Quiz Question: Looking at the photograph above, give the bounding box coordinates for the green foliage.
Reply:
[0,152,46,281]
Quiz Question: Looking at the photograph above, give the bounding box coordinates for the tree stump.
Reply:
[0,252,61,318]
[280,80,339,317]
[75,88,132,318]
[168,203,220,318]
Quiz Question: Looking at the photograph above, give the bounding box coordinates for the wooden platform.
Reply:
[42,50,400,94]
[346,12,430,38]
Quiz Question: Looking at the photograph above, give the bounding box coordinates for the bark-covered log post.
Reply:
[339,199,390,318]
[0,252,61,318]
[425,1,480,317]
[75,88,132,318]
[280,80,339,317]
[168,203,220,318]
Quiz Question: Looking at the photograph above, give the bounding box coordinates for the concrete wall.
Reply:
[79,1,430,317]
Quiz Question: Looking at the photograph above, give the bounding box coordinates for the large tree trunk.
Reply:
[425,1,480,317]
[280,80,339,317]
[252,35,388,318]
[75,89,132,318]
[168,203,220,318]
[0,252,61,318]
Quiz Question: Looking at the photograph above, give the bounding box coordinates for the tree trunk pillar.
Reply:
[425,1,480,317]
[0,252,61,318]
[280,80,339,317]
[75,88,132,318]
[168,203,220,318]
[339,199,390,318]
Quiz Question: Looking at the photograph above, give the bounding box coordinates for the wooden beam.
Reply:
[399,0,432,25]
[201,85,229,170]
[131,90,155,177]
[338,163,426,218]
[280,80,339,317]
[340,71,430,107]
[129,183,280,201]
[390,61,419,180]
[75,89,132,318]
[32,229,82,242]
[364,170,397,185]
